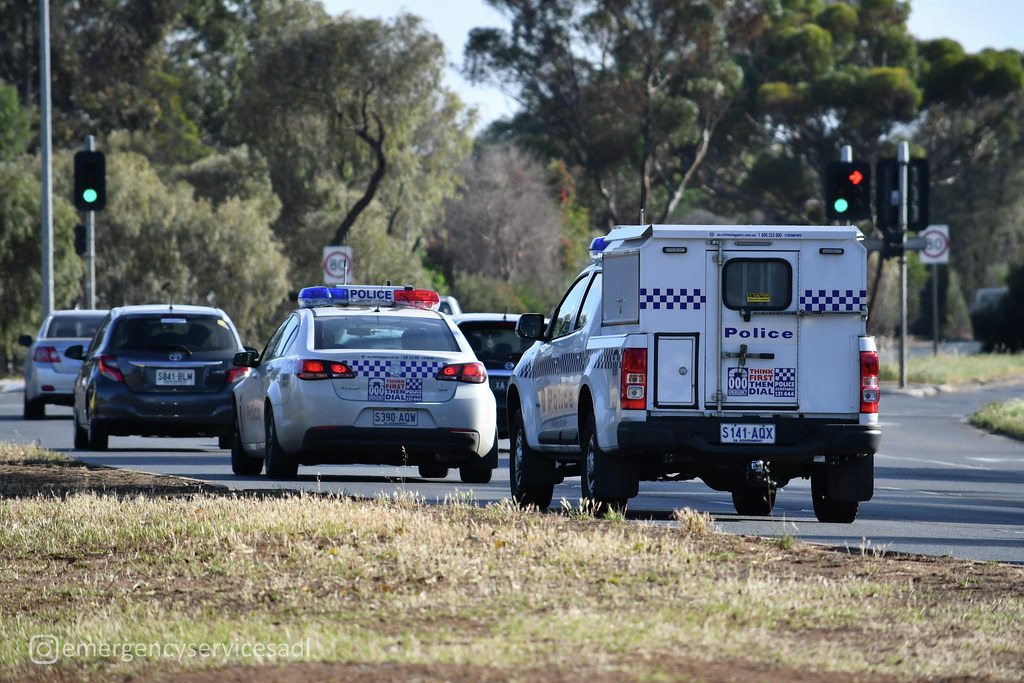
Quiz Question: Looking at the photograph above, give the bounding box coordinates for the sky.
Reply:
[321,0,1024,128]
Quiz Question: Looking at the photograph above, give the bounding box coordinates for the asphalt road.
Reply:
[1,379,1022,564]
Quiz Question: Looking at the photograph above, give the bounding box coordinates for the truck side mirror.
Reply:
[515,313,546,340]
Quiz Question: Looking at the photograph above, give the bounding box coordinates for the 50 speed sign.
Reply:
[323,246,353,284]
[918,225,949,265]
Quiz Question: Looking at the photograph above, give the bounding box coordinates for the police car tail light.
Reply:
[620,348,647,410]
[32,346,61,363]
[394,288,440,310]
[859,350,880,414]
[436,361,487,384]
[98,354,124,382]
[297,359,355,380]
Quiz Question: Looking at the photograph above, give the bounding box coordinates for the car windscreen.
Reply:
[314,316,459,352]
[109,316,238,352]
[457,321,534,364]
[46,314,105,339]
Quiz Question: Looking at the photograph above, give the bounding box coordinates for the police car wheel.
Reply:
[231,417,263,476]
[580,414,627,517]
[264,407,298,479]
[810,472,860,523]
[459,464,492,484]
[509,410,553,510]
[418,465,449,479]
[731,486,776,516]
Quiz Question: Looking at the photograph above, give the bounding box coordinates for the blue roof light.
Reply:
[589,236,611,253]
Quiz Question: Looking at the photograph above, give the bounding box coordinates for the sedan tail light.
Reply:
[97,354,124,382]
[226,365,251,384]
[32,346,62,363]
[436,361,487,384]
[297,359,355,380]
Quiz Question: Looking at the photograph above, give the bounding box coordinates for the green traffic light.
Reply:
[82,189,98,204]
[834,198,849,213]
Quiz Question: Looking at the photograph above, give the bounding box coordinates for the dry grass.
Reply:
[0,443,1022,681]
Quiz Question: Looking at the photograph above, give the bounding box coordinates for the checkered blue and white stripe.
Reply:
[799,289,866,312]
[346,359,444,379]
[639,288,705,310]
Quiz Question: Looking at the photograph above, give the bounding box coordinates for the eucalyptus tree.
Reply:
[230,10,474,285]
[913,39,1024,297]
[465,0,779,230]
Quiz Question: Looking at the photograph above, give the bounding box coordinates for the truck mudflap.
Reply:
[617,416,881,462]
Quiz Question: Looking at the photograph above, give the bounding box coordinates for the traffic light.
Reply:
[824,161,871,221]
[73,150,106,211]
[74,224,86,256]
[875,158,929,232]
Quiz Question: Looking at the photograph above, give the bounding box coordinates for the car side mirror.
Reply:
[17,334,32,347]
[515,313,547,341]
[65,345,85,361]
[234,349,260,367]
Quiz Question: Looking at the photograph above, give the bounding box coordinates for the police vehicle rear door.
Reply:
[706,244,800,414]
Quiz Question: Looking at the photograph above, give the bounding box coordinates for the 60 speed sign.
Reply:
[323,246,352,284]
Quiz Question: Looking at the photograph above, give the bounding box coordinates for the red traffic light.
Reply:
[848,169,864,185]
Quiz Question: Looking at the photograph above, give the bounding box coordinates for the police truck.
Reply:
[507,224,881,523]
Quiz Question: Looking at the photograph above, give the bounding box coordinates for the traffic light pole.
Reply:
[84,135,97,309]
[898,142,909,388]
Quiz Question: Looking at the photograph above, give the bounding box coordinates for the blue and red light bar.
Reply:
[298,285,440,311]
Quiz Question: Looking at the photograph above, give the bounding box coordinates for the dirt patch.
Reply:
[2,457,1022,683]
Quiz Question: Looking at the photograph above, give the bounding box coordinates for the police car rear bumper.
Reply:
[617,416,881,462]
[298,427,492,466]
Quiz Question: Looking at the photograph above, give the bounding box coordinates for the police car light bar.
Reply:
[298,285,440,310]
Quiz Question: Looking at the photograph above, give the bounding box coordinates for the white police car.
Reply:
[230,285,498,482]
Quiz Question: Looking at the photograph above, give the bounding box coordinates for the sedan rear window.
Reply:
[315,317,459,352]
[457,322,534,364]
[46,314,105,339]
[110,317,237,352]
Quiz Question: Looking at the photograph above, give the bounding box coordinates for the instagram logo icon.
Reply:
[29,635,59,665]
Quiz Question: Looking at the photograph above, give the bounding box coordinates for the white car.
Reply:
[18,309,107,419]
[230,285,498,482]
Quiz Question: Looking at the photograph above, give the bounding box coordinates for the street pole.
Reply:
[40,0,54,316]
[85,135,97,309]
[932,263,939,356]
[898,142,909,388]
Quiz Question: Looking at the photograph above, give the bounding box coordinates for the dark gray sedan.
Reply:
[66,304,251,450]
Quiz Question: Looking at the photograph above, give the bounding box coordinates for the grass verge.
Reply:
[0,445,1022,682]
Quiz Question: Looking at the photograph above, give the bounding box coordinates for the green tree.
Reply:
[230,11,474,285]
[466,0,778,230]
[0,155,84,372]
[0,79,30,160]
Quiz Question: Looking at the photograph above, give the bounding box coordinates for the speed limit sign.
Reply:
[918,225,949,265]
[323,246,353,284]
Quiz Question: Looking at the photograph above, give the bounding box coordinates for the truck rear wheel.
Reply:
[731,486,776,516]
[580,414,627,517]
[509,410,554,510]
[811,471,860,523]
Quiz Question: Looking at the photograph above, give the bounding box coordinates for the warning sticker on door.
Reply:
[727,367,795,398]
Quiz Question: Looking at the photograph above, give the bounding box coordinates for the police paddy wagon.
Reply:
[507,224,881,523]
[230,284,498,483]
